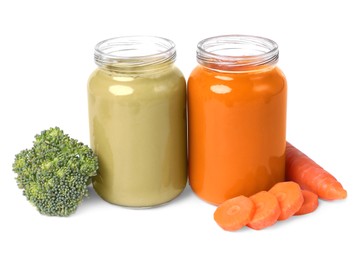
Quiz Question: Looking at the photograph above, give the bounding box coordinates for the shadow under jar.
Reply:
[188,35,287,205]
[88,36,187,207]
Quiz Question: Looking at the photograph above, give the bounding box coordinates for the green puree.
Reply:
[88,65,187,207]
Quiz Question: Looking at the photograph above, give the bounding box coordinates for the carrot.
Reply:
[269,181,304,220]
[294,190,319,216]
[247,191,281,230]
[286,142,347,200]
[213,195,255,231]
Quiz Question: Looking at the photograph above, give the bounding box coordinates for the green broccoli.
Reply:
[12,127,98,217]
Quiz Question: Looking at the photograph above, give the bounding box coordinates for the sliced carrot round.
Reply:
[248,191,281,230]
[294,189,319,216]
[214,195,255,231]
[269,181,304,220]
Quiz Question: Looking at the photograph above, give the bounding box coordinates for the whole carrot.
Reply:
[286,142,347,200]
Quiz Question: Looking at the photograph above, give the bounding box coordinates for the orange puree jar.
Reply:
[188,35,287,205]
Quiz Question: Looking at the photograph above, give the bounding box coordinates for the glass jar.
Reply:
[188,35,287,205]
[88,36,187,207]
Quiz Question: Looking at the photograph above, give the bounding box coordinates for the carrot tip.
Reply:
[322,188,347,200]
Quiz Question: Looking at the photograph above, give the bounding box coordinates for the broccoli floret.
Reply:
[12,127,98,217]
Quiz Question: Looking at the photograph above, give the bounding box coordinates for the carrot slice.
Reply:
[269,181,304,220]
[247,191,281,230]
[294,190,319,216]
[214,195,255,231]
[286,142,347,200]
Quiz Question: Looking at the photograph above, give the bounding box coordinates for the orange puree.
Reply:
[188,65,287,205]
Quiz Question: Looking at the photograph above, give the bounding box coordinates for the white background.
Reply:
[1,0,363,259]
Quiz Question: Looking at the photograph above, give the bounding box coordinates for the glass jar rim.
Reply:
[197,35,279,70]
[94,35,176,69]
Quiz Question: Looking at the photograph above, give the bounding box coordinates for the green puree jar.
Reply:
[87,36,187,207]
